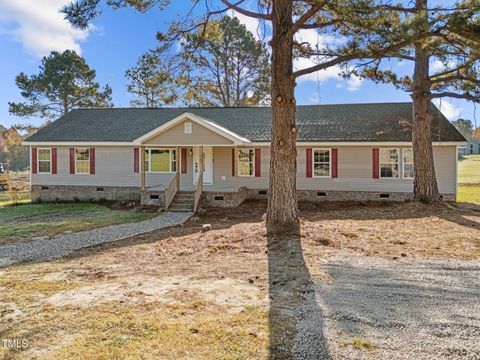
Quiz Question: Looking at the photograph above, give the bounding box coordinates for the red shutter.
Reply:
[373,148,380,179]
[306,148,312,178]
[331,148,338,178]
[255,148,261,177]
[232,148,236,177]
[181,148,187,174]
[134,148,139,173]
[90,147,95,175]
[31,147,37,174]
[52,148,57,174]
[70,148,75,174]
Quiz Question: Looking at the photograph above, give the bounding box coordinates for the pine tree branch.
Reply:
[293,38,415,78]
[429,63,474,80]
[293,54,357,78]
[219,0,271,20]
[430,75,480,85]
[287,0,329,38]
[431,92,479,102]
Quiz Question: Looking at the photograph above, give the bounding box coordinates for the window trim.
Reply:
[312,148,332,178]
[75,147,90,175]
[379,148,400,179]
[402,148,414,179]
[37,148,52,174]
[238,148,255,177]
[144,148,177,173]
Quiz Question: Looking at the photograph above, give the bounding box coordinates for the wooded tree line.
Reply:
[0,125,37,170]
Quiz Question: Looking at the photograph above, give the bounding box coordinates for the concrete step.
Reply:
[174,195,194,200]
[172,199,193,205]
[169,205,194,212]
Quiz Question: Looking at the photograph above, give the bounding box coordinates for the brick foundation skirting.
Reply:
[31,185,456,206]
[31,185,141,203]
[141,190,165,207]
[247,189,455,202]
[201,187,247,208]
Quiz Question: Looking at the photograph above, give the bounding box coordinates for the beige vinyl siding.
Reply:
[179,147,194,191]
[32,146,175,189]
[434,146,457,194]
[297,145,457,193]
[204,147,236,191]
[144,120,234,146]
[31,144,457,195]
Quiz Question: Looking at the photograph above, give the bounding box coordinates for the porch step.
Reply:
[169,191,194,212]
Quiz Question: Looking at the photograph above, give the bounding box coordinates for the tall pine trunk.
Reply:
[411,0,440,203]
[266,0,299,233]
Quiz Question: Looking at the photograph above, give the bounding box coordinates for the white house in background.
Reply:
[23,102,466,211]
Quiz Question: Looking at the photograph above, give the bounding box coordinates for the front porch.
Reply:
[140,146,225,212]
[135,112,254,211]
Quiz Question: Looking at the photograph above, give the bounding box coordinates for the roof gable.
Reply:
[135,112,249,145]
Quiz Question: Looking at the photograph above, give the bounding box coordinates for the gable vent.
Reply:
[184,122,192,134]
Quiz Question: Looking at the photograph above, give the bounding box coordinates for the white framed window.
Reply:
[380,148,399,178]
[238,149,255,176]
[144,148,177,173]
[184,122,192,134]
[75,148,90,174]
[313,149,331,178]
[403,148,414,179]
[38,148,51,174]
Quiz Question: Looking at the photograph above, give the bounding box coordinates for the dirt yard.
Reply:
[0,200,479,359]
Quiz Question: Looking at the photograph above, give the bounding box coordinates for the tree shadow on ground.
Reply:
[267,224,330,359]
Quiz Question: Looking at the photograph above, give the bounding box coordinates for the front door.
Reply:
[193,146,213,185]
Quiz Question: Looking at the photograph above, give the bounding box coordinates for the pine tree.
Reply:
[125,52,176,107]
[9,50,113,120]
[164,15,271,107]
[340,0,479,202]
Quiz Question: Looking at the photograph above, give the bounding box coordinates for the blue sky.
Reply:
[0,0,477,129]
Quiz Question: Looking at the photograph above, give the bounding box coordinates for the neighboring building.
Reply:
[460,141,480,155]
[23,102,466,210]
[461,129,480,154]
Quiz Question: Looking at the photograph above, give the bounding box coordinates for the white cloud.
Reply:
[295,29,338,50]
[308,92,320,103]
[433,99,462,120]
[430,60,444,72]
[0,0,90,57]
[294,57,363,92]
[347,75,363,92]
[293,30,360,91]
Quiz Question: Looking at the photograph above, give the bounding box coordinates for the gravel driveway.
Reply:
[294,253,480,360]
[0,212,192,267]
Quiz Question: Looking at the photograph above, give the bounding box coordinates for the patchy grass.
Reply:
[457,155,480,204]
[458,185,480,204]
[0,201,479,359]
[0,203,155,245]
[340,337,377,350]
[458,155,480,185]
[0,191,31,207]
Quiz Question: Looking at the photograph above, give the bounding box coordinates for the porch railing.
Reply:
[193,172,203,213]
[164,172,179,210]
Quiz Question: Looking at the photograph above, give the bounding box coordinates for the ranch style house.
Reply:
[23,102,466,212]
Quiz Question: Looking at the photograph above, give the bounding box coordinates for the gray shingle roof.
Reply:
[26,102,465,143]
